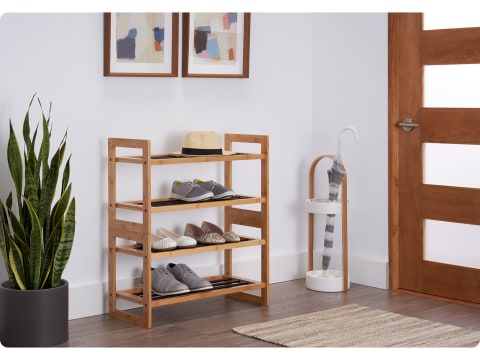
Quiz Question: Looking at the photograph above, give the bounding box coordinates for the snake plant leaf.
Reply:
[0,206,17,289]
[46,184,72,275]
[8,240,26,290]
[24,156,39,215]
[0,202,10,269]
[39,232,54,289]
[38,100,52,185]
[7,120,23,208]
[39,137,65,226]
[22,93,36,149]
[24,197,42,289]
[39,117,51,187]
[62,154,71,194]
[25,125,38,189]
[51,184,72,234]
[51,197,75,288]
[29,125,40,188]
[6,192,12,210]
[7,207,26,248]
[37,96,51,125]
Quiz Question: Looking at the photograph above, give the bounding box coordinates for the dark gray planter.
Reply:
[0,279,69,347]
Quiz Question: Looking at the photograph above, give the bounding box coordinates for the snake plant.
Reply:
[0,94,75,290]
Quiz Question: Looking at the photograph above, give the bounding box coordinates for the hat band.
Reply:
[182,147,222,155]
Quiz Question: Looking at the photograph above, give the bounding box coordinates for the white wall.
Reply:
[312,13,389,273]
[0,12,390,320]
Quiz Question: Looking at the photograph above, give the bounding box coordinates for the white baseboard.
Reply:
[68,252,388,320]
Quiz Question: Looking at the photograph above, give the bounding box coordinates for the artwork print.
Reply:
[104,13,178,77]
[116,13,167,63]
[193,13,238,64]
[182,13,250,78]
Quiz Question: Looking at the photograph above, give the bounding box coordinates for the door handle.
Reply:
[398,118,420,132]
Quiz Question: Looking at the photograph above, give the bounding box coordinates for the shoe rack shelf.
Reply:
[108,134,269,329]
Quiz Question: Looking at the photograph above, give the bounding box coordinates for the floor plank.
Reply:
[62,279,480,347]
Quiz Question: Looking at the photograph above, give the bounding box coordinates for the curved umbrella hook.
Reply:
[337,126,359,160]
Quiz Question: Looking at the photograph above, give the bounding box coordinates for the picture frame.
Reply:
[182,13,251,78]
[103,13,179,77]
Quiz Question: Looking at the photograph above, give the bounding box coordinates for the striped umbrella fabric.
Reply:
[322,157,345,270]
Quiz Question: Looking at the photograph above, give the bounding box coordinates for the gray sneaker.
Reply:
[139,265,190,296]
[193,179,235,199]
[171,180,214,202]
[166,263,213,292]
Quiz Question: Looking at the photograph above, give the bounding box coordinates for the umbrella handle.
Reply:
[337,126,359,160]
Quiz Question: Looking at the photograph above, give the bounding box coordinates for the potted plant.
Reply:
[0,94,75,347]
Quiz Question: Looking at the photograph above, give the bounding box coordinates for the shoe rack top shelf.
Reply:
[109,136,265,166]
[114,153,265,165]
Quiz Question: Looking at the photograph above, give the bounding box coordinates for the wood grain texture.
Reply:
[63,279,480,347]
[423,27,480,65]
[422,184,480,225]
[419,108,480,144]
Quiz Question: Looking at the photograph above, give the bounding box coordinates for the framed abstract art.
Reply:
[104,13,179,77]
[182,13,251,78]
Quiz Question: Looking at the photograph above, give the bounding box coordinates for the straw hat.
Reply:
[170,131,234,157]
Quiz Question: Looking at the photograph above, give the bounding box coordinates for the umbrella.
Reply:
[321,157,345,270]
[321,126,358,271]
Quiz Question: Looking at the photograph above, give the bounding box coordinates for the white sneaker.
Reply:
[156,227,197,248]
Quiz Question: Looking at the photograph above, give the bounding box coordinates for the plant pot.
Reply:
[0,279,69,347]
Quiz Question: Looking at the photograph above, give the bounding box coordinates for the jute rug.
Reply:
[232,304,480,347]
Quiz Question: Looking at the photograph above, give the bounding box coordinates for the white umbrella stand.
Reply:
[305,126,358,292]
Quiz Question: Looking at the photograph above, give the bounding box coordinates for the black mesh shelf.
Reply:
[134,277,253,300]
[152,195,251,207]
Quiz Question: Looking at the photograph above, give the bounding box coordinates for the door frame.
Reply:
[388,12,421,292]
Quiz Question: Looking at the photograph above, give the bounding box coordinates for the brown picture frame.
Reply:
[182,13,251,78]
[104,13,179,77]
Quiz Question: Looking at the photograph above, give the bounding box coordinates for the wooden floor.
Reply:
[63,279,480,347]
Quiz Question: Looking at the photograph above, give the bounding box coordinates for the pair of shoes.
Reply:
[136,233,177,251]
[166,263,213,292]
[193,179,235,199]
[156,227,197,248]
[140,265,189,295]
[184,223,224,244]
[139,263,212,295]
[170,179,234,202]
[184,222,240,244]
[201,221,240,242]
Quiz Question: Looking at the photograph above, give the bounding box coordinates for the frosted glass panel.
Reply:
[423,143,480,188]
[424,65,480,108]
[424,13,480,30]
[424,220,480,269]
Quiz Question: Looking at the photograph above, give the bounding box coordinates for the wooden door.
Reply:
[389,13,480,304]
